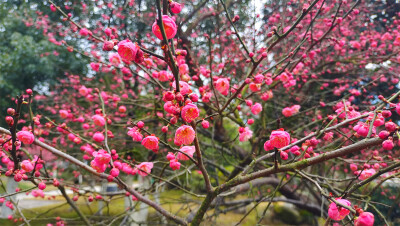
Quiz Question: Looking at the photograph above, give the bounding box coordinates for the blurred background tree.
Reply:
[0,1,88,126]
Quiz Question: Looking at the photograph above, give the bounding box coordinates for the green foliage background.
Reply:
[0,2,88,126]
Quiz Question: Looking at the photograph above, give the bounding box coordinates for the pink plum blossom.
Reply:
[177,146,195,161]
[152,15,177,40]
[174,125,195,146]
[137,162,154,176]
[239,127,253,142]
[355,212,374,226]
[181,103,199,123]
[269,129,290,148]
[141,135,159,150]
[17,131,35,144]
[215,78,230,96]
[328,198,351,221]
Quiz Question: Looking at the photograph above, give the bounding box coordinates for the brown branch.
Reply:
[189,137,383,224]
[10,96,24,169]
[155,0,180,92]
[267,0,320,52]
[0,127,188,225]
[219,0,254,63]
[191,122,213,193]
[221,138,383,193]
[59,185,92,226]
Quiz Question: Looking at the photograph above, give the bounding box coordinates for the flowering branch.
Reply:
[0,127,188,225]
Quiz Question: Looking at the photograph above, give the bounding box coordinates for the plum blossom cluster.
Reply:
[282,105,301,117]
[5,0,400,225]
[328,198,374,226]
[90,149,112,173]
[264,129,291,160]
[238,127,253,142]
[89,147,154,179]
[166,146,196,170]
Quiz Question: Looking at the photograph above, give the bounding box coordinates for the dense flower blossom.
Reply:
[91,160,107,173]
[152,15,177,40]
[239,127,253,142]
[249,83,261,92]
[282,105,300,117]
[14,173,22,182]
[177,146,195,161]
[201,120,210,129]
[90,62,100,72]
[59,110,69,119]
[350,164,358,172]
[253,74,264,84]
[38,182,46,190]
[31,189,45,198]
[367,112,385,127]
[261,90,273,101]
[141,135,159,150]
[382,139,394,150]
[17,131,35,144]
[110,168,120,177]
[358,169,376,180]
[21,160,34,172]
[79,86,89,96]
[117,40,143,63]
[163,91,175,101]
[385,121,397,132]
[91,150,111,173]
[251,103,262,115]
[92,115,106,127]
[104,28,112,36]
[170,1,183,14]
[173,81,191,95]
[79,28,90,36]
[102,41,114,51]
[355,212,374,226]
[269,129,290,148]
[109,53,121,66]
[396,103,400,115]
[263,140,274,151]
[215,78,230,96]
[280,151,288,160]
[328,198,351,221]
[118,105,127,113]
[350,40,362,49]
[179,64,189,75]
[323,132,334,141]
[93,150,111,165]
[137,162,154,176]
[188,93,197,102]
[289,145,301,156]
[344,109,361,119]
[127,127,143,142]
[181,103,199,123]
[12,1,400,223]
[353,122,372,137]
[164,101,178,114]
[117,40,138,61]
[166,152,175,161]
[158,70,173,81]
[174,125,195,146]
[169,159,181,170]
[93,132,105,142]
